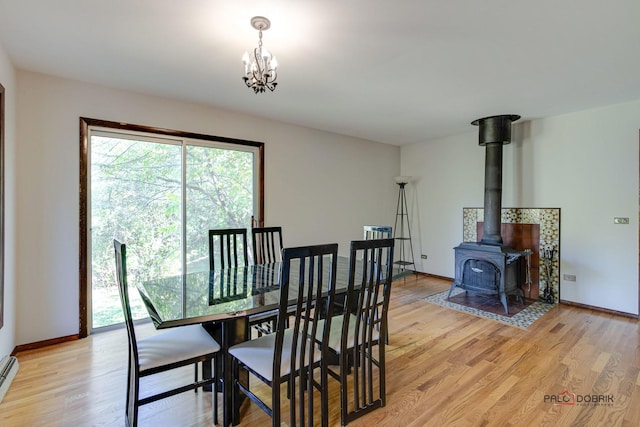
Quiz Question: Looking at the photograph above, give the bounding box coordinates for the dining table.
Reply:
[138,255,406,427]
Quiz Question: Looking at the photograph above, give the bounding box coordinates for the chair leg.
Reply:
[231,358,240,426]
[304,367,312,426]
[321,363,329,427]
[194,362,199,393]
[340,351,349,426]
[273,377,282,427]
[379,338,387,407]
[126,369,139,427]
[213,356,218,425]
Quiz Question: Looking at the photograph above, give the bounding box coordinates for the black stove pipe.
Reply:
[471,114,520,245]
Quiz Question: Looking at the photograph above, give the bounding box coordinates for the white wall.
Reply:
[0,41,16,356]
[15,70,400,345]
[402,102,640,315]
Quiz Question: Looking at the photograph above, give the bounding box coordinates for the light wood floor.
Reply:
[1,275,639,426]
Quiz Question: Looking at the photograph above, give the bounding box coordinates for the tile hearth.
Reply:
[425,288,555,329]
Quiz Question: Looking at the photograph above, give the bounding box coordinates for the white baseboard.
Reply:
[0,355,19,403]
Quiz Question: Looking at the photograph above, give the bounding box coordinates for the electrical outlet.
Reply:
[421,254,428,259]
[614,217,629,224]
[563,274,576,282]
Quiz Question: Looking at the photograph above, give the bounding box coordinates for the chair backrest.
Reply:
[363,225,392,240]
[251,226,284,264]
[343,238,394,336]
[338,238,394,423]
[275,243,338,423]
[343,237,394,352]
[113,240,139,365]
[208,228,249,270]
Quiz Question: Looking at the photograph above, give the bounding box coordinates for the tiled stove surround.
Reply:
[463,208,560,303]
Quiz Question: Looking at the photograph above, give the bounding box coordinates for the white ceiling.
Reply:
[1,0,639,145]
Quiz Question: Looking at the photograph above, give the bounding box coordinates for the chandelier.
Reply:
[242,16,278,94]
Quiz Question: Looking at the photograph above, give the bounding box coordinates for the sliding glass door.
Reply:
[86,123,261,330]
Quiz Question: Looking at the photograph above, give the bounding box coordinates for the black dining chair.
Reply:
[113,240,221,427]
[208,228,249,270]
[251,226,284,264]
[229,243,339,427]
[363,225,393,343]
[324,238,394,425]
[363,225,392,240]
[250,226,285,336]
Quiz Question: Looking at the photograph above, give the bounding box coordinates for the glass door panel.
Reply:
[185,144,255,273]
[90,133,182,328]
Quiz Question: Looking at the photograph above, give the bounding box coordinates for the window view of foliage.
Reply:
[185,145,255,273]
[90,133,255,329]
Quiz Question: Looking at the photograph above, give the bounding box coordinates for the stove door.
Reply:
[461,259,500,295]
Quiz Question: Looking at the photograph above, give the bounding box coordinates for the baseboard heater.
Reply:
[0,355,19,403]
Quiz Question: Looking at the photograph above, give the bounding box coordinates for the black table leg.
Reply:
[204,318,248,427]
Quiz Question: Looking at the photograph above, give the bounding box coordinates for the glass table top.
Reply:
[139,256,404,328]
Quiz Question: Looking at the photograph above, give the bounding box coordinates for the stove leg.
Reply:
[500,292,509,314]
[447,283,458,299]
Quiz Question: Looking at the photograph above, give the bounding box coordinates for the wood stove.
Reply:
[448,115,525,314]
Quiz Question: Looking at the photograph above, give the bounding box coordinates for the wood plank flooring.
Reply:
[1,275,639,426]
